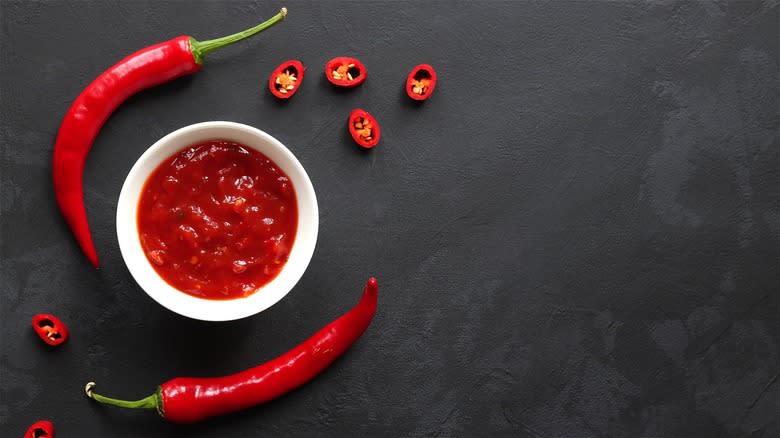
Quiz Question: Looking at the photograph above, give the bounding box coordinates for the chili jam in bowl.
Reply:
[117,121,318,321]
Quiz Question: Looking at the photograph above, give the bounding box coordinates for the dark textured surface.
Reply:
[1,0,778,436]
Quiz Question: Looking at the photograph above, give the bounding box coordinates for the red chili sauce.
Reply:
[137,140,298,299]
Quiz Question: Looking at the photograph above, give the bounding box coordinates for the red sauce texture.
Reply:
[137,140,298,299]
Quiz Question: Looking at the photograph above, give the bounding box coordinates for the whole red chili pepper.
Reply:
[31,314,69,347]
[325,56,367,87]
[269,60,304,99]
[85,277,378,423]
[24,420,54,438]
[405,64,437,101]
[52,8,288,268]
[348,109,381,149]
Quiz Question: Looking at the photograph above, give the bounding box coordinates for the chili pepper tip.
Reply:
[364,277,378,296]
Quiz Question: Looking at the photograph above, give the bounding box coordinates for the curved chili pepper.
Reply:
[32,314,69,347]
[269,60,304,99]
[24,420,54,438]
[325,56,366,88]
[85,277,379,423]
[52,8,288,268]
[405,64,437,101]
[348,109,381,149]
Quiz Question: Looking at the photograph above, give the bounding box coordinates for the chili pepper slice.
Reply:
[24,420,54,438]
[348,109,381,149]
[268,60,304,99]
[85,277,379,423]
[52,8,288,268]
[32,314,69,347]
[325,56,366,88]
[405,64,437,101]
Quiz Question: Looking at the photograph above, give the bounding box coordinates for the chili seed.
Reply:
[275,70,297,93]
[233,260,248,274]
[43,326,60,339]
[149,250,164,266]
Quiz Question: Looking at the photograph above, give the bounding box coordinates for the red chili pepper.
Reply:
[24,420,54,438]
[32,314,69,347]
[52,8,288,268]
[269,60,304,99]
[348,109,381,149]
[325,56,367,87]
[405,64,437,101]
[85,277,379,423]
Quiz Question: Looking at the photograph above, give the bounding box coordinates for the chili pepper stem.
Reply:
[190,7,287,64]
[85,382,162,414]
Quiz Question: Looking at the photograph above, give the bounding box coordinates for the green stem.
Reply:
[85,382,162,414]
[189,7,287,64]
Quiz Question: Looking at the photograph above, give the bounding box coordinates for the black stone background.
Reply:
[1,1,778,437]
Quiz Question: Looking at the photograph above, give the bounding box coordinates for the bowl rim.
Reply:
[116,121,318,321]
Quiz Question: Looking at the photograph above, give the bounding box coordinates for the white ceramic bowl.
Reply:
[117,121,318,321]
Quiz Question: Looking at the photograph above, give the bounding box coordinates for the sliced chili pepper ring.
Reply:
[405,64,437,101]
[325,57,366,88]
[269,60,304,99]
[32,314,69,347]
[348,109,381,149]
[24,420,54,438]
